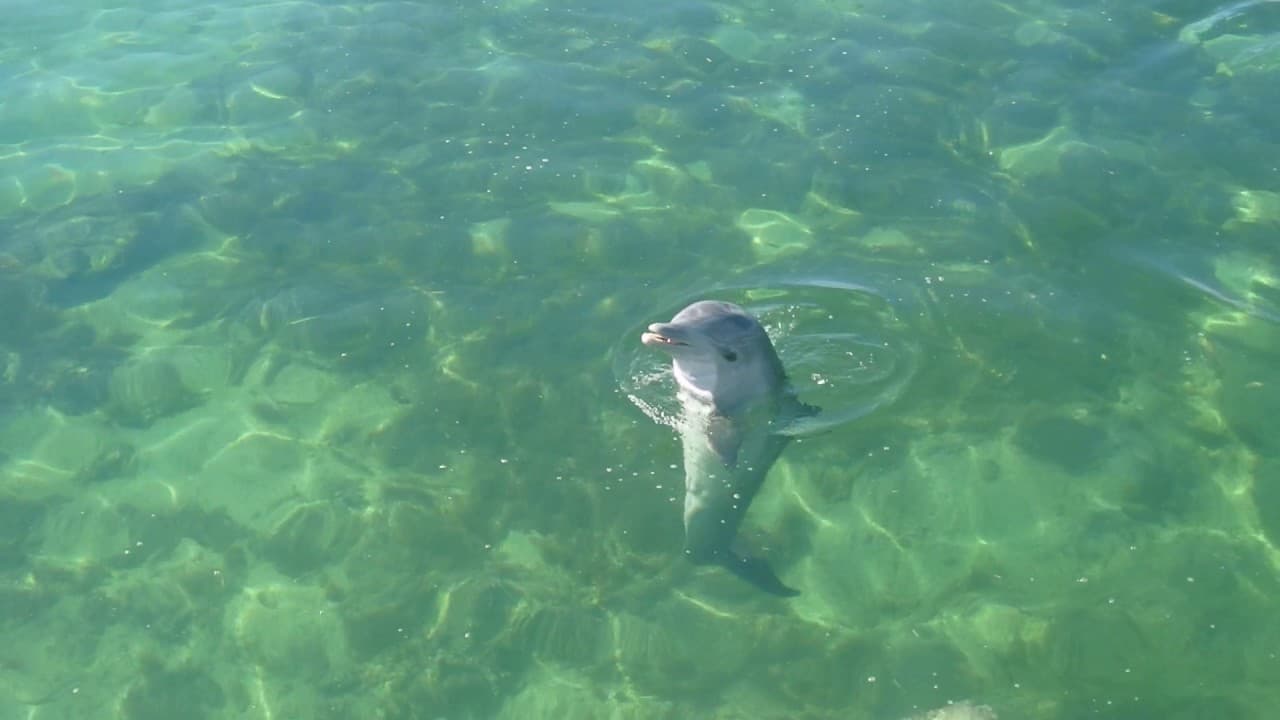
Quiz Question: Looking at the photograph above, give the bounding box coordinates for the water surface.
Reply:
[2,1,1279,718]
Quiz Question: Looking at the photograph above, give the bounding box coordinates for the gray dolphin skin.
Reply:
[641,300,816,597]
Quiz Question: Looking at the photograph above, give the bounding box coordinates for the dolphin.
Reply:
[641,300,816,597]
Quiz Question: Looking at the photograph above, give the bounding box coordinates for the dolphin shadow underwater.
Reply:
[641,300,818,597]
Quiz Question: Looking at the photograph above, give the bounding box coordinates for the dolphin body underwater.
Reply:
[641,300,817,597]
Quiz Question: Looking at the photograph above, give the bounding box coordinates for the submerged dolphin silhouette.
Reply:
[641,300,816,597]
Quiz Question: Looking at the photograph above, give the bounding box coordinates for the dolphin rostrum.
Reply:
[641,300,816,597]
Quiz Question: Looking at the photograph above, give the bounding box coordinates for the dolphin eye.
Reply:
[722,350,738,362]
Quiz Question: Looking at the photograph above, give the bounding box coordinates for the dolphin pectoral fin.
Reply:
[721,551,799,597]
[705,415,742,466]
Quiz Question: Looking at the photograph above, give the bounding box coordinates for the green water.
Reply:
[2,0,1279,718]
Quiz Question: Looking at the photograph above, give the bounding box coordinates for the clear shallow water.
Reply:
[1,0,1279,718]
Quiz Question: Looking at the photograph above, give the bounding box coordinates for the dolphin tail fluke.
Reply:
[723,552,799,597]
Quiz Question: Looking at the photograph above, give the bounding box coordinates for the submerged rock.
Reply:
[107,358,199,427]
[902,701,997,720]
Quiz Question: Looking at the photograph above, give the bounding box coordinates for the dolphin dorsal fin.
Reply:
[769,394,820,433]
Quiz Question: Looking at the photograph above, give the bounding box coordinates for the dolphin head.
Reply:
[642,301,785,412]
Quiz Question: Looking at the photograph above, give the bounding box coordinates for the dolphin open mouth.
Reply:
[641,331,685,346]
[641,324,688,347]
